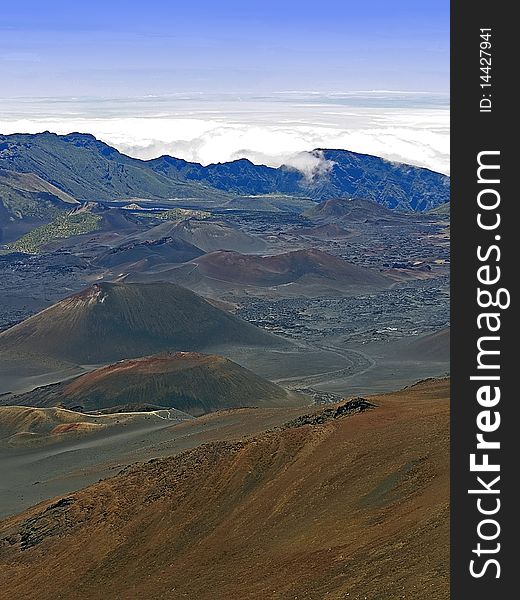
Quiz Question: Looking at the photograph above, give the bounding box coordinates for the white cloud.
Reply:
[0,94,450,174]
[283,150,335,180]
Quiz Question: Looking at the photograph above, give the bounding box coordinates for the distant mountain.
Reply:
[304,149,449,210]
[148,155,301,196]
[0,132,229,203]
[148,148,450,211]
[0,281,284,365]
[1,133,449,211]
[10,352,301,415]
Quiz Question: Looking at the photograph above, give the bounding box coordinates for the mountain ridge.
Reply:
[1,132,450,211]
[0,132,230,204]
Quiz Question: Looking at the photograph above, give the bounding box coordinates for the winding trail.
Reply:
[273,342,376,388]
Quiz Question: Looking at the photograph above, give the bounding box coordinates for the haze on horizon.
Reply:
[0,0,450,174]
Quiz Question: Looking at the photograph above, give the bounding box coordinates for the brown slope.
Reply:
[10,352,302,416]
[0,378,449,600]
[0,281,285,365]
[191,248,390,288]
[0,405,192,448]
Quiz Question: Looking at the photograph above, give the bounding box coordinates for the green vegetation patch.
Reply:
[8,212,103,253]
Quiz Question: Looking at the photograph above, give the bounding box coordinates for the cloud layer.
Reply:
[0,93,449,174]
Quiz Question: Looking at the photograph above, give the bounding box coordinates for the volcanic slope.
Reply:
[170,219,267,253]
[7,202,145,254]
[0,281,285,366]
[94,236,204,270]
[0,132,229,203]
[0,378,449,600]
[0,169,80,243]
[0,168,78,222]
[163,248,390,295]
[399,327,450,362]
[123,218,267,253]
[305,197,407,223]
[0,405,192,448]
[427,201,450,217]
[9,352,301,416]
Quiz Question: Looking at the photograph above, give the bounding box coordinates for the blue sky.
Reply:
[0,1,449,173]
[1,0,449,96]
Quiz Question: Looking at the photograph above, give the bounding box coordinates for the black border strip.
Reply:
[451,2,513,596]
